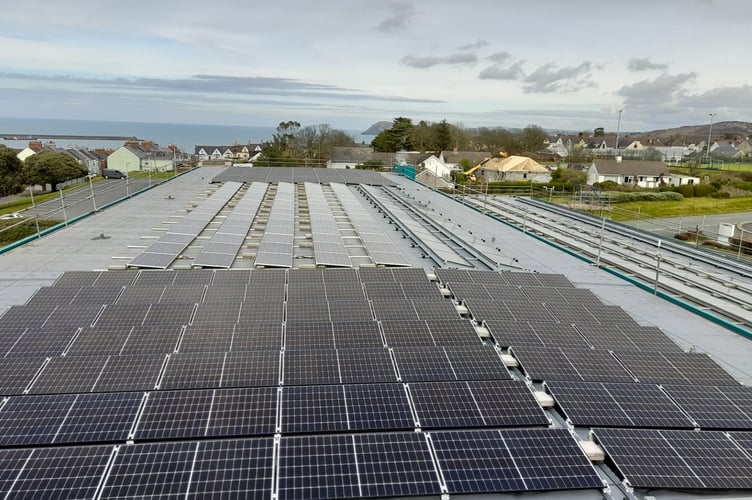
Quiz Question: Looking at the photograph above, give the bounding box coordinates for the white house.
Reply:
[588,159,669,188]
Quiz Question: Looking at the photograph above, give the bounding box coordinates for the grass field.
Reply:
[610,197,752,221]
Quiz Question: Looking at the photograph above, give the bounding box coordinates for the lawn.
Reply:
[610,196,752,221]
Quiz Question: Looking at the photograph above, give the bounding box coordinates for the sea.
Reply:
[0,117,373,152]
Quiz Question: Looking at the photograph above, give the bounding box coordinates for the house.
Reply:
[711,142,745,160]
[195,144,264,162]
[16,141,44,161]
[587,159,670,188]
[107,141,174,173]
[477,155,551,183]
[416,154,453,179]
[66,148,102,175]
[439,151,492,170]
[327,147,424,170]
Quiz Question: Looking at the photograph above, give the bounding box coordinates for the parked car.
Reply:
[0,212,24,220]
[102,169,127,179]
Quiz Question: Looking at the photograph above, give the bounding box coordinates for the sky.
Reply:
[2,0,751,134]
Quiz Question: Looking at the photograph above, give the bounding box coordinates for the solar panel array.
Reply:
[0,268,612,498]
[211,166,396,186]
[330,183,410,266]
[304,182,352,267]
[129,182,244,269]
[434,268,751,493]
[254,182,295,267]
[192,182,268,268]
[0,266,746,496]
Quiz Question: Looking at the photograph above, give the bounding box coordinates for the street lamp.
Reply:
[706,113,717,166]
[87,174,97,211]
[615,109,623,159]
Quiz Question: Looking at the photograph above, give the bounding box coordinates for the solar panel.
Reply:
[277,434,360,500]
[613,351,739,386]
[119,325,183,355]
[327,300,373,321]
[425,319,482,345]
[445,345,511,381]
[178,325,233,352]
[410,381,486,428]
[392,347,456,382]
[344,383,414,431]
[160,352,226,390]
[188,438,275,498]
[381,320,435,347]
[331,321,383,348]
[93,354,166,392]
[66,327,130,356]
[7,445,114,499]
[281,385,349,433]
[134,390,214,440]
[337,348,398,383]
[100,441,197,498]
[221,351,281,388]
[283,350,340,385]
[55,392,144,444]
[206,387,278,437]
[231,323,283,351]
[0,357,48,395]
[662,384,752,430]
[511,346,633,383]
[0,449,32,497]
[594,428,752,489]
[0,393,77,445]
[468,380,549,427]
[284,321,335,349]
[431,428,602,494]
[29,355,109,394]
[354,432,441,497]
[545,381,694,428]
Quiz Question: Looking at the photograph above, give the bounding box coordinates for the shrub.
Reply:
[676,185,695,198]
[611,191,683,203]
[710,191,731,199]
[674,233,690,241]
[693,184,717,197]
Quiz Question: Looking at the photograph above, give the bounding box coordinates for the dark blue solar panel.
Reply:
[354,433,441,497]
[206,387,278,437]
[188,438,275,499]
[100,441,197,499]
[277,434,359,500]
[9,445,114,499]
[281,385,348,434]
[134,390,213,440]
[345,384,414,431]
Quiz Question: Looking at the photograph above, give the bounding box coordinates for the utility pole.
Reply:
[706,113,717,166]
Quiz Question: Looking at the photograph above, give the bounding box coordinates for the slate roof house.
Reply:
[587,159,698,188]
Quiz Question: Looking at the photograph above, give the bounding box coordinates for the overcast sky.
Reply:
[2,0,750,133]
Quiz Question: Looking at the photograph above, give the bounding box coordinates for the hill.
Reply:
[643,121,752,142]
[361,121,392,135]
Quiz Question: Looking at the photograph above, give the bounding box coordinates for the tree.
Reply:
[0,145,25,197]
[433,119,452,151]
[517,125,548,153]
[24,151,87,192]
[371,117,414,152]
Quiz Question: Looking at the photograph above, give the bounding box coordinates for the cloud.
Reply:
[627,57,669,72]
[617,72,696,105]
[401,52,478,69]
[522,62,595,93]
[478,61,524,80]
[486,52,512,64]
[0,72,444,104]
[376,1,415,32]
[457,40,489,51]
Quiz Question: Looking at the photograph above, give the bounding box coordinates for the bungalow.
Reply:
[588,159,670,188]
[477,155,551,183]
